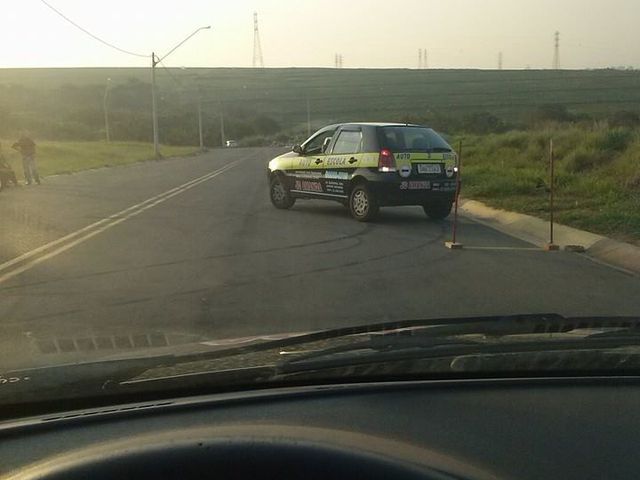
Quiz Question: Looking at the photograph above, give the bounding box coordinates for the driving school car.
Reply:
[267,123,459,221]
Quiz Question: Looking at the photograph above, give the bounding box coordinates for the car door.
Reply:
[322,127,363,197]
[291,127,336,196]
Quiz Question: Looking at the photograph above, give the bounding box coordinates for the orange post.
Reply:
[446,141,464,250]
[545,138,560,251]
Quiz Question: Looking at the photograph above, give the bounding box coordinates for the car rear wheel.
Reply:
[270,175,296,209]
[423,201,453,220]
[349,184,379,222]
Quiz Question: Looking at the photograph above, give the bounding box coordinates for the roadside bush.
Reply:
[609,111,640,128]
[563,147,610,173]
[253,114,281,135]
[460,112,508,134]
[241,135,270,147]
[591,128,633,152]
[466,170,542,197]
[497,131,529,150]
[528,104,574,126]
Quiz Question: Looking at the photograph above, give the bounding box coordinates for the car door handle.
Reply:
[315,159,323,165]
[349,157,358,164]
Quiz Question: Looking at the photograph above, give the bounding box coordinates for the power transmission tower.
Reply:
[498,51,503,70]
[553,31,560,70]
[423,49,428,69]
[253,12,264,68]
[418,49,423,69]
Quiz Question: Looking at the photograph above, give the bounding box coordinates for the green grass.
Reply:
[0,68,639,138]
[2,141,198,178]
[457,125,640,244]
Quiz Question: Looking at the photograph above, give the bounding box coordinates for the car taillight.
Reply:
[378,149,397,172]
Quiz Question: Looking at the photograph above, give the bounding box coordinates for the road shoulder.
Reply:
[459,198,640,275]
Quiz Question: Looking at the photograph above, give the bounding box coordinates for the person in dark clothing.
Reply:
[12,134,39,185]
[0,143,18,191]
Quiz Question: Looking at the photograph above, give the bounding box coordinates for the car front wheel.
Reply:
[270,175,296,209]
[349,183,379,222]
[423,201,453,220]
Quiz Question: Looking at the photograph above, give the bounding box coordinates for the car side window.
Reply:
[332,131,362,155]
[304,130,336,155]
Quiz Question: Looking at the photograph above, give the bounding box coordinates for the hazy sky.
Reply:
[2,0,639,69]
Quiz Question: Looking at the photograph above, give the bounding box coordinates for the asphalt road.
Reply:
[1,147,639,369]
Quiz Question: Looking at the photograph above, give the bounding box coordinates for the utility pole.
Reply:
[219,105,226,147]
[306,99,311,137]
[150,26,210,158]
[553,31,560,70]
[198,102,204,152]
[103,78,112,143]
[151,53,160,157]
[498,51,503,70]
[423,49,428,69]
[253,12,264,68]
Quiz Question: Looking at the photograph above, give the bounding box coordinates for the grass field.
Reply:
[458,125,640,244]
[1,141,197,179]
[0,68,639,140]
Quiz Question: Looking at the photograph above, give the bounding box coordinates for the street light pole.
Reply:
[103,78,112,143]
[150,26,211,158]
[151,52,160,157]
[220,105,225,147]
[198,102,204,152]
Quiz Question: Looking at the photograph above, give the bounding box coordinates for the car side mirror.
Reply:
[293,144,303,154]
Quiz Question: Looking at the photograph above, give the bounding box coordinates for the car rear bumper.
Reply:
[369,175,457,206]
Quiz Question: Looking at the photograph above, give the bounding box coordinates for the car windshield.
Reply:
[1,0,640,413]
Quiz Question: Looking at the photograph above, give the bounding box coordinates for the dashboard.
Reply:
[1,377,638,479]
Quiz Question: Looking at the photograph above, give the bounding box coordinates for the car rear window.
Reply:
[379,127,452,153]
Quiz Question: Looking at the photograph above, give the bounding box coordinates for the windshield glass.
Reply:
[1,0,640,413]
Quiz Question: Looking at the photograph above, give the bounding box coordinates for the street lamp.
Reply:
[151,25,211,157]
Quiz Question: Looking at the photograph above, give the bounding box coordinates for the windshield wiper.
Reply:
[6,314,638,397]
[113,313,640,372]
[276,316,640,375]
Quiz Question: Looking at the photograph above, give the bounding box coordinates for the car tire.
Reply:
[349,183,379,222]
[270,175,296,210]
[423,201,453,220]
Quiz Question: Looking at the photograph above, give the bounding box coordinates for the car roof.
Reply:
[336,122,424,128]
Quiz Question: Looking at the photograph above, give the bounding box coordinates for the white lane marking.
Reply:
[0,160,242,286]
[0,163,241,275]
[463,246,542,251]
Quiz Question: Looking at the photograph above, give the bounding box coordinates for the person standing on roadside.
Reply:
[0,142,19,190]
[12,132,39,185]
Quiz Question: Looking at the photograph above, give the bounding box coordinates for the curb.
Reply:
[458,199,640,275]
